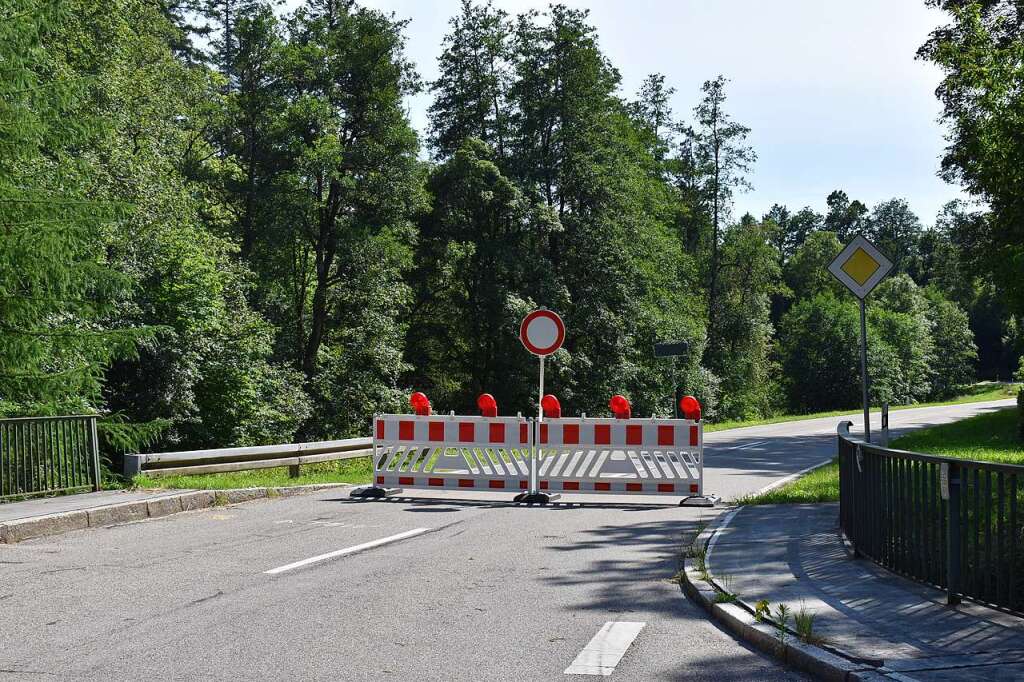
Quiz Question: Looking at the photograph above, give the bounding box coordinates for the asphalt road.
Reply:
[0,399,1013,681]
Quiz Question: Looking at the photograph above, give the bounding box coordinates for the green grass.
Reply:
[736,459,840,505]
[706,382,1018,433]
[739,405,1024,505]
[890,407,1024,464]
[133,457,373,491]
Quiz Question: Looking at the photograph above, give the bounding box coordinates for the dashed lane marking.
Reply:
[564,621,645,676]
[264,528,432,575]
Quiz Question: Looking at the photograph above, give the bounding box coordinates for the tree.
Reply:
[428,0,513,160]
[687,76,756,361]
[278,1,425,388]
[867,199,922,275]
[405,139,559,412]
[919,1,1024,316]
[784,231,844,301]
[0,1,148,417]
[824,190,868,243]
[923,288,977,399]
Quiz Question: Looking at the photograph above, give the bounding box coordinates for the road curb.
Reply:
[681,506,885,681]
[0,483,355,544]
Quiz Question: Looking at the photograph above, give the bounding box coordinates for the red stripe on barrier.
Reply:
[399,476,415,485]
[690,483,699,493]
[626,425,642,445]
[690,425,699,446]
[626,482,642,492]
[657,425,674,446]
[458,479,475,488]
[563,481,580,491]
[540,481,549,490]
[540,423,548,444]
[459,422,475,443]
[519,480,529,489]
[657,483,675,493]
[519,423,528,444]
[489,480,505,489]
[594,424,611,445]
[375,420,384,440]
[563,424,580,444]
[489,422,505,443]
[594,482,611,491]
[428,477,444,487]
[429,421,445,442]
[399,421,415,440]
[376,475,384,485]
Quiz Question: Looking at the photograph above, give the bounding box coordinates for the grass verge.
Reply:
[133,457,373,490]
[706,382,1018,433]
[739,406,1023,505]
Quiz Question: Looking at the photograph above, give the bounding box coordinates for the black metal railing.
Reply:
[838,422,1024,615]
[0,415,101,501]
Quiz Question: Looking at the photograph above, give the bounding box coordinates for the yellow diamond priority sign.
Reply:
[828,235,893,299]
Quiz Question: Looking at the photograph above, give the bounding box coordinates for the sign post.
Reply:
[828,235,893,443]
[654,340,689,418]
[518,309,565,502]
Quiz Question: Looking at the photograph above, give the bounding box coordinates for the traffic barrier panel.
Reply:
[535,417,704,498]
[365,414,533,493]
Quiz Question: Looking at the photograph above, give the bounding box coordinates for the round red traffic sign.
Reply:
[520,309,565,356]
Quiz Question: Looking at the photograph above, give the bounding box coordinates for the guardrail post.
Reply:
[946,461,962,606]
[289,464,301,478]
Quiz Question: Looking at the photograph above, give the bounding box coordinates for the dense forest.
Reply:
[1,0,1022,456]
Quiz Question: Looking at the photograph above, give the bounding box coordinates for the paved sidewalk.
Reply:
[710,503,1024,680]
[0,489,195,524]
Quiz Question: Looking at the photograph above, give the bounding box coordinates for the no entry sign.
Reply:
[520,309,565,356]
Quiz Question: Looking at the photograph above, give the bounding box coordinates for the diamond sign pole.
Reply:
[828,235,894,443]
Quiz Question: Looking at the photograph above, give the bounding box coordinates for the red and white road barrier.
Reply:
[351,391,712,505]
[369,414,533,492]
[535,417,703,497]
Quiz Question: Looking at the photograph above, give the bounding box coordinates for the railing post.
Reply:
[946,461,962,606]
[89,416,102,492]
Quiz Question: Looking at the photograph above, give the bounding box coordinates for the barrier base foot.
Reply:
[513,491,561,504]
[349,486,402,499]
[679,494,718,507]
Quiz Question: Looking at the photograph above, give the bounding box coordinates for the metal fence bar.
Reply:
[0,415,99,501]
[838,422,1024,615]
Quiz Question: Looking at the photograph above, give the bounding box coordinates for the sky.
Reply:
[283,0,967,225]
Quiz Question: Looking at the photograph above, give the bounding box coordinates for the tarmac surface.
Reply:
[0,399,1013,681]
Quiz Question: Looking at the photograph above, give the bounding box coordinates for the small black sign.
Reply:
[654,340,688,358]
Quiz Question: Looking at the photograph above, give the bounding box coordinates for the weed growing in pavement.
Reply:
[213,492,229,506]
[794,602,824,645]
[754,599,771,623]
[774,604,791,648]
[713,591,737,604]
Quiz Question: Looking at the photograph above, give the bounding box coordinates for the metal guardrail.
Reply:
[1,415,101,501]
[838,421,1024,615]
[124,437,373,479]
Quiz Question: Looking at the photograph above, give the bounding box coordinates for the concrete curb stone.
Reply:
[681,506,884,681]
[0,483,355,544]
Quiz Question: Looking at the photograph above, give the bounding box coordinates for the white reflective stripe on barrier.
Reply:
[373,415,532,492]
[536,417,703,496]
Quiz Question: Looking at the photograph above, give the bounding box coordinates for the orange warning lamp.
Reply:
[541,394,561,419]
[477,393,498,417]
[609,394,631,419]
[680,395,701,421]
[410,391,431,416]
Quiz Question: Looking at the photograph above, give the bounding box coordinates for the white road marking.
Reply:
[723,440,767,450]
[264,528,432,575]
[564,621,645,676]
[751,457,834,497]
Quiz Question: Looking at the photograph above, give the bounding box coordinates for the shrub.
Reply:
[1018,388,1024,441]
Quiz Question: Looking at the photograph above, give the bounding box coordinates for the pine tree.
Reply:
[0,1,147,416]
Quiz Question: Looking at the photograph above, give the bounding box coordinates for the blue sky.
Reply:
[284,0,966,225]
